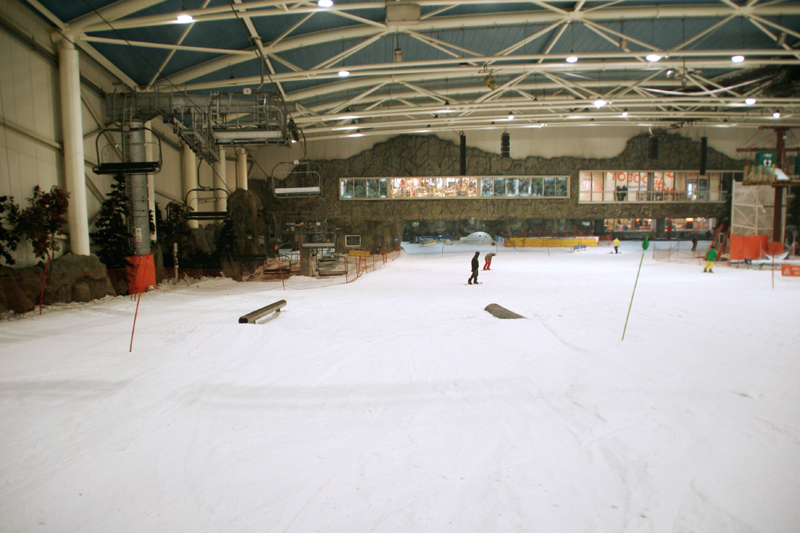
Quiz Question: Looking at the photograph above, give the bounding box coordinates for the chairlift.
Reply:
[271,160,322,197]
[185,187,230,220]
[92,125,162,175]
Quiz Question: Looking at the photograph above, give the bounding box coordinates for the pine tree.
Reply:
[158,201,195,266]
[0,196,20,265]
[9,186,69,264]
[91,174,133,269]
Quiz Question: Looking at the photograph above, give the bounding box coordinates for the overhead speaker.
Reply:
[501,132,510,158]
[700,137,708,175]
[460,133,466,175]
[648,136,658,160]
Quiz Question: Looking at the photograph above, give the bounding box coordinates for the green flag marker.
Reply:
[623,238,649,340]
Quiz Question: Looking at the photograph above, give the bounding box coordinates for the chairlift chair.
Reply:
[92,125,163,175]
[271,160,322,197]
[184,187,230,220]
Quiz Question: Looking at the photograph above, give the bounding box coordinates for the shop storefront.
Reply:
[605,217,716,234]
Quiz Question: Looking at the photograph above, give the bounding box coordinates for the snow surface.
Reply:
[1,240,799,532]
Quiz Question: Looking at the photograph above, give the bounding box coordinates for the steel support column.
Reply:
[145,120,157,242]
[124,121,151,257]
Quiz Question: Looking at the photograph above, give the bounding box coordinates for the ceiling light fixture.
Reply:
[773,111,781,119]
[645,54,662,62]
[338,70,350,77]
[507,112,515,120]
[622,110,629,117]
[566,56,578,64]
[745,97,756,105]
[731,55,745,63]
[318,0,333,7]
[593,98,607,108]
[177,13,193,23]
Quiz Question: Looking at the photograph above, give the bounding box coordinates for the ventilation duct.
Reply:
[700,137,708,175]
[386,3,420,27]
[460,133,466,175]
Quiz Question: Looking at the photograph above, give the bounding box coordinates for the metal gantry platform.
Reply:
[104,90,295,163]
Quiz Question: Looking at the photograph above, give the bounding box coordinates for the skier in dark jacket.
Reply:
[468,252,480,284]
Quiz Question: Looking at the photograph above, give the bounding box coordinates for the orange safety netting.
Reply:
[1,250,403,317]
[728,235,768,260]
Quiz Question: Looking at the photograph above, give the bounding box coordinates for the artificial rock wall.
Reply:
[248,131,742,250]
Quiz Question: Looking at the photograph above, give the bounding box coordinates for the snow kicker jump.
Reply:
[239,300,287,324]
[484,304,526,319]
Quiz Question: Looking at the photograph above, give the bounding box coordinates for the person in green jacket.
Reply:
[704,246,718,273]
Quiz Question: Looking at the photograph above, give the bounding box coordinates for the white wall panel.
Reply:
[0,27,64,267]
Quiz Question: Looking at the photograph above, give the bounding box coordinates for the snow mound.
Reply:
[458,231,494,245]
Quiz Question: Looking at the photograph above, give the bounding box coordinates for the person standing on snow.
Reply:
[613,237,620,254]
[468,252,480,284]
[691,235,698,252]
[483,252,495,270]
[704,246,718,273]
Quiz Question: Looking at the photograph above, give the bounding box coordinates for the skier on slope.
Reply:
[468,252,480,284]
[704,245,718,273]
[483,252,495,270]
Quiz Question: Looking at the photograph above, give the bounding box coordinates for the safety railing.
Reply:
[579,190,728,203]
